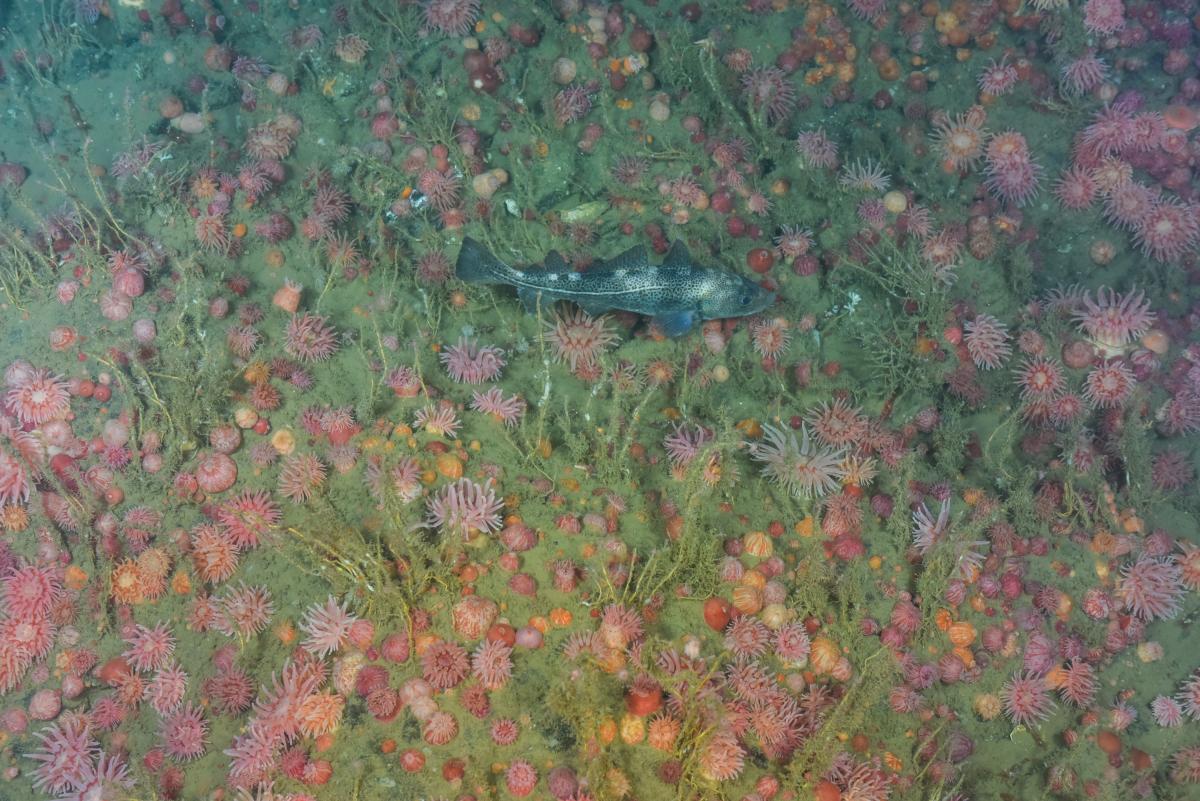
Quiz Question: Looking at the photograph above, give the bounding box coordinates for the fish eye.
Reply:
[740,295,751,305]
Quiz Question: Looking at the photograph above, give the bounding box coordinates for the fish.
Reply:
[454,237,775,336]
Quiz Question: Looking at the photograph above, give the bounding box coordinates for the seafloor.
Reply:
[0,1,1198,800]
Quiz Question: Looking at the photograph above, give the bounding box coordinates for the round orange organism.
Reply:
[486,623,517,647]
[1096,730,1121,756]
[272,279,302,314]
[646,715,681,751]
[810,637,840,674]
[170,571,192,595]
[1044,666,1068,690]
[739,569,767,591]
[98,657,132,686]
[664,515,684,540]
[703,597,732,631]
[934,608,953,631]
[947,621,976,647]
[625,682,663,717]
[743,531,773,558]
[1163,104,1198,131]
[732,585,763,615]
[974,693,1002,720]
[243,361,270,384]
[1,504,28,532]
[435,452,463,479]
[273,620,296,645]
[63,565,88,591]
[110,560,145,604]
[813,779,842,801]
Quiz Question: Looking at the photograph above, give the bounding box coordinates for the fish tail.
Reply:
[455,237,511,284]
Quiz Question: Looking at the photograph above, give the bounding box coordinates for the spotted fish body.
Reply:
[454,237,775,336]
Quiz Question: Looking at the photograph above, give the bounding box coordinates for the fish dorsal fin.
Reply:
[662,240,692,269]
[594,245,647,271]
[543,250,567,272]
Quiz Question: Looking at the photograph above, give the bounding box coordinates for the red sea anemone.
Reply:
[284,313,339,362]
[422,0,481,36]
[421,640,470,690]
[194,451,237,494]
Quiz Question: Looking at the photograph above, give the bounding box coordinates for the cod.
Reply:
[454,237,775,336]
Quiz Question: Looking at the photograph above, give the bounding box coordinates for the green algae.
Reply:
[0,2,1197,801]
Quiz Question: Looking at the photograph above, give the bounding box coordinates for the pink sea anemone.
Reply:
[963,314,1011,369]
[1072,287,1154,349]
[425,478,503,540]
[984,131,1042,206]
[1053,167,1098,210]
[1082,361,1136,408]
[505,759,538,797]
[1001,672,1056,725]
[416,170,462,214]
[741,67,796,124]
[440,338,506,383]
[146,663,187,715]
[414,402,461,438]
[662,423,713,467]
[300,596,359,657]
[470,387,525,427]
[746,424,846,499]
[2,562,62,619]
[1117,555,1185,620]
[1057,661,1097,707]
[543,308,617,372]
[122,622,176,672]
[195,451,237,494]
[5,368,69,426]
[471,639,513,690]
[27,718,99,794]
[161,703,208,761]
[278,453,327,503]
[725,616,771,659]
[216,490,281,549]
[1133,197,1200,263]
[217,583,274,637]
[284,313,339,362]
[794,129,838,169]
[0,442,30,507]
[700,727,745,781]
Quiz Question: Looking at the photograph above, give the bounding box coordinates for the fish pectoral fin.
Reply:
[662,240,692,269]
[575,298,612,316]
[651,310,698,337]
[517,286,545,314]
